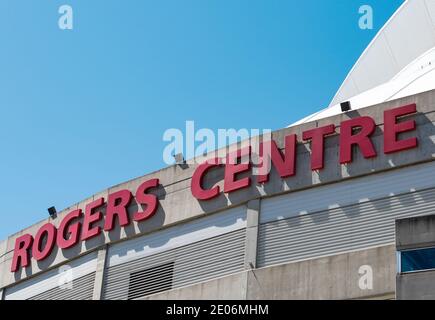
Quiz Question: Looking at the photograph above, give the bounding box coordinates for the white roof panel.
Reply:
[291,0,435,127]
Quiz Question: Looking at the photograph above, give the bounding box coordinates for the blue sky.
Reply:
[0,0,403,239]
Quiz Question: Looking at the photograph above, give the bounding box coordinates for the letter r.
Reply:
[11,234,33,272]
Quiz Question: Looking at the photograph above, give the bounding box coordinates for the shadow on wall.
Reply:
[257,111,435,263]
[15,108,435,281]
[15,183,168,282]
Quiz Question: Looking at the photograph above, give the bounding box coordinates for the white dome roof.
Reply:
[291,0,435,127]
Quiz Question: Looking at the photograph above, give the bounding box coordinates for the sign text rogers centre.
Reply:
[11,104,418,273]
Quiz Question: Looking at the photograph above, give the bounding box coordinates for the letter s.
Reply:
[133,179,160,222]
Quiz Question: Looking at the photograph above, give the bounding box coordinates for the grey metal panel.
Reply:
[28,273,96,300]
[103,229,246,300]
[260,160,435,224]
[258,187,435,267]
[4,251,98,300]
[107,206,246,268]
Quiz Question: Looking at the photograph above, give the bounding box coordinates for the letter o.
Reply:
[32,223,57,261]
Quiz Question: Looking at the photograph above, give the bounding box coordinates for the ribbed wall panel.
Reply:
[260,161,435,224]
[258,187,435,267]
[107,206,246,268]
[28,273,95,300]
[103,229,246,300]
[4,252,98,300]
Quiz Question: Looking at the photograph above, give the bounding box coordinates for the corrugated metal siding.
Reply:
[258,186,435,267]
[103,206,247,300]
[103,229,246,300]
[107,206,246,268]
[28,272,95,300]
[127,262,174,299]
[261,161,435,224]
[4,251,98,300]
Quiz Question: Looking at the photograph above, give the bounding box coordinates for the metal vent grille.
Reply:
[28,272,95,300]
[128,262,174,300]
[258,187,435,267]
[103,229,246,300]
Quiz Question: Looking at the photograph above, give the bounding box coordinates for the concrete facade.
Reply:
[143,272,249,300]
[396,214,435,300]
[396,214,435,251]
[92,247,108,300]
[1,89,435,299]
[397,271,435,300]
[244,200,260,270]
[143,245,396,300]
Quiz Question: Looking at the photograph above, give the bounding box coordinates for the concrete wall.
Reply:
[2,89,435,290]
[143,245,396,300]
[143,273,248,300]
[247,245,396,300]
[397,271,435,300]
[396,214,435,299]
[396,214,435,250]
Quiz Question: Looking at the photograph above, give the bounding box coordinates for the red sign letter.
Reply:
[57,209,82,249]
[340,116,377,164]
[384,104,418,154]
[32,223,57,261]
[81,197,104,241]
[303,124,335,170]
[10,234,33,272]
[191,158,222,200]
[133,178,160,222]
[257,135,297,183]
[224,146,251,193]
[104,190,132,231]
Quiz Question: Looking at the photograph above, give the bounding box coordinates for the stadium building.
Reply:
[2,0,435,300]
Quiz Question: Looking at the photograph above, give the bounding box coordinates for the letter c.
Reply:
[191,158,222,200]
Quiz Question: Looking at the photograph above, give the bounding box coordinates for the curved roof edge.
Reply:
[329,0,435,107]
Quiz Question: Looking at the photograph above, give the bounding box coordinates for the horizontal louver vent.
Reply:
[103,229,246,300]
[128,262,174,300]
[258,187,435,267]
[28,272,95,300]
